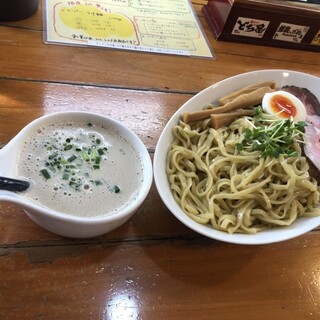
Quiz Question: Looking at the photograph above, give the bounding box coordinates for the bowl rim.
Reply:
[154,69,320,245]
[1,111,153,224]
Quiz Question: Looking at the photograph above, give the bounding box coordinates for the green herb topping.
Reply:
[40,169,51,180]
[113,185,121,193]
[236,106,307,158]
[39,130,120,193]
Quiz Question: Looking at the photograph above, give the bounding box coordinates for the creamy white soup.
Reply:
[18,120,144,218]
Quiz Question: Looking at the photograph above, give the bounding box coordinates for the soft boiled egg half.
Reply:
[262,90,307,122]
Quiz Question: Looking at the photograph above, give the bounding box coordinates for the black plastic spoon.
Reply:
[0,176,30,192]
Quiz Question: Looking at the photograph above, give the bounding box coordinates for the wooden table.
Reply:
[1,1,320,319]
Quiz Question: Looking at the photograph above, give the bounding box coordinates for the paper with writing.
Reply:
[45,0,214,58]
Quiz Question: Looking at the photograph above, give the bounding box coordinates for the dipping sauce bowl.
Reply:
[0,112,153,238]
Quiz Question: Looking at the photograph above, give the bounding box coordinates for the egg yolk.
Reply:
[270,95,297,118]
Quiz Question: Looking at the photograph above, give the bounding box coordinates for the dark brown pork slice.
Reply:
[282,85,320,116]
[304,150,320,184]
[282,85,320,181]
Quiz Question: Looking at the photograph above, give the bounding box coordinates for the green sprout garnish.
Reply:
[236,106,307,158]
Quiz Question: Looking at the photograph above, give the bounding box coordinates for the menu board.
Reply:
[44,0,214,58]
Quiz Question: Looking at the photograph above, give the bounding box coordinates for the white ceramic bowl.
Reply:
[0,111,153,238]
[154,69,320,245]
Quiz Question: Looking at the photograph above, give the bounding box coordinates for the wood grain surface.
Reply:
[1,1,320,319]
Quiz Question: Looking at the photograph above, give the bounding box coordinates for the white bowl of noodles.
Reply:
[154,70,320,245]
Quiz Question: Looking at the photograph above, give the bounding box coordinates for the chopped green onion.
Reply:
[40,129,109,190]
[60,158,68,165]
[94,180,102,186]
[40,169,51,180]
[67,155,77,162]
[62,173,69,180]
[48,153,57,160]
[82,149,90,161]
[64,144,73,151]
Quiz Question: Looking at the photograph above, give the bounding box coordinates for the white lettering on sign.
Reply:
[231,17,270,38]
[273,23,309,43]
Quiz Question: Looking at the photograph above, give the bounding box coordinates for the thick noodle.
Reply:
[166,117,320,234]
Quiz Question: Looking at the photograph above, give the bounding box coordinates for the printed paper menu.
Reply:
[45,0,214,58]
